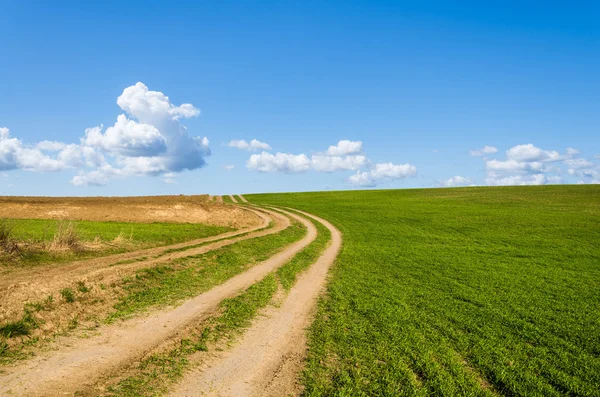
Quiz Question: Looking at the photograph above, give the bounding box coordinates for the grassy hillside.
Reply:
[247,185,600,396]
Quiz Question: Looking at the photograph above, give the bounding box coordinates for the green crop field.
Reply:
[247,185,600,396]
[0,218,232,268]
[6,218,230,244]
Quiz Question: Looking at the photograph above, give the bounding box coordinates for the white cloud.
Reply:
[506,144,562,162]
[1,127,101,172]
[162,173,177,184]
[0,128,24,171]
[349,162,417,187]
[71,170,111,186]
[565,158,594,169]
[228,139,271,151]
[36,141,67,151]
[485,174,549,186]
[3,83,211,186]
[311,154,367,172]
[325,140,363,156]
[348,171,376,187]
[247,152,368,173]
[224,164,235,171]
[470,146,498,156]
[245,139,415,187]
[440,176,472,187]
[485,159,545,173]
[75,83,210,184]
[568,165,600,183]
[82,115,167,157]
[475,143,600,186]
[116,82,200,122]
[247,152,311,173]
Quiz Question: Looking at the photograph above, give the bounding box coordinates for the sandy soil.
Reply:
[0,195,256,228]
[167,209,341,397]
[0,210,317,397]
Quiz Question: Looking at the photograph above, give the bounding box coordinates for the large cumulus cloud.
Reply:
[0,83,210,186]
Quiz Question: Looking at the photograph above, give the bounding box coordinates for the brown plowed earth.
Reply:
[215,196,224,204]
[0,210,317,397]
[229,195,238,203]
[0,207,279,325]
[0,195,257,228]
[168,209,341,397]
[238,194,249,203]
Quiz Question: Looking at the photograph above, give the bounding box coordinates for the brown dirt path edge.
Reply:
[0,207,275,322]
[0,210,317,397]
[238,194,249,203]
[167,208,342,397]
[229,195,238,203]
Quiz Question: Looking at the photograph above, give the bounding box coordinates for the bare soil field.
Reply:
[0,195,258,228]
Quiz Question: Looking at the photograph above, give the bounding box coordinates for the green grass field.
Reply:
[0,219,232,267]
[7,218,231,244]
[248,185,600,396]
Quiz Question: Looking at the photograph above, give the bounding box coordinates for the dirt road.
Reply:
[229,195,238,203]
[168,209,341,397]
[0,210,317,397]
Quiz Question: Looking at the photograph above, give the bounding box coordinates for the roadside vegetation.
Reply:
[248,185,600,396]
[222,195,234,204]
[0,218,231,267]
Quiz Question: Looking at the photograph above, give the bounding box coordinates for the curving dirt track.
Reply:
[0,207,282,323]
[229,195,238,203]
[167,208,341,397]
[0,209,317,397]
[238,194,249,203]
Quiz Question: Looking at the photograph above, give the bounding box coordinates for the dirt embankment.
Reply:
[0,195,257,229]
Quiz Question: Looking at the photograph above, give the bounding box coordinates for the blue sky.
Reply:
[1,0,599,196]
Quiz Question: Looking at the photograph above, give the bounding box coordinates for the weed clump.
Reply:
[0,219,19,255]
[76,281,90,293]
[60,288,76,303]
[0,320,30,338]
[0,339,8,355]
[50,221,80,251]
